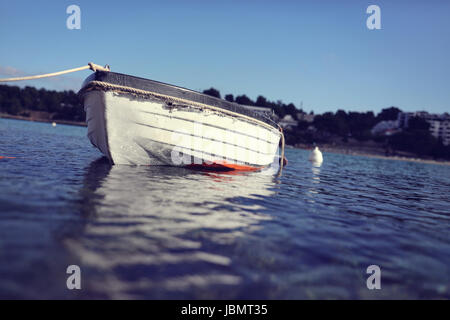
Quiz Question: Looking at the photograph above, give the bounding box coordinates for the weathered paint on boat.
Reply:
[80,72,281,170]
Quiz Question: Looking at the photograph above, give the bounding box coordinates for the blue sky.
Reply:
[1,0,449,114]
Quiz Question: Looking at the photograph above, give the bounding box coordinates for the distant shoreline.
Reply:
[0,113,87,127]
[2,113,449,166]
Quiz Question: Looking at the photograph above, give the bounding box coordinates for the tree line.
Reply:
[203,87,299,119]
[0,84,84,122]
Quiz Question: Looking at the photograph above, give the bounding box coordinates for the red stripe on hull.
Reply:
[185,161,263,172]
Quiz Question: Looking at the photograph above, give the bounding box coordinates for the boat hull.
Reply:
[81,73,281,170]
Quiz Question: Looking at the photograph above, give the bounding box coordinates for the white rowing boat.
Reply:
[79,71,282,171]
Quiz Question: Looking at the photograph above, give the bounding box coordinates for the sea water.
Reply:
[0,118,449,299]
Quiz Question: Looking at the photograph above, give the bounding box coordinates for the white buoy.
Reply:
[309,146,323,164]
[52,122,56,127]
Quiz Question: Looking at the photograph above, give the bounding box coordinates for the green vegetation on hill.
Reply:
[203,87,299,119]
[0,84,84,122]
[389,117,449,159]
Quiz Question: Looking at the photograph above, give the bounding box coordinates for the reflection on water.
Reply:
[66,158,279,298]
[1,119,450,299]
[307,162,321,202]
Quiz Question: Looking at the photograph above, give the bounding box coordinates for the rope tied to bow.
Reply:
[0,63,110,82]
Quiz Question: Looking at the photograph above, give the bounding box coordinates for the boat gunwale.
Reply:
[79,71,279,130]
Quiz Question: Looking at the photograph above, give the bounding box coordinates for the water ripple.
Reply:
[0,118,449,299]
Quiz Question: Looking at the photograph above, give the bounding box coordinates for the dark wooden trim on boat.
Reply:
[80,71,279,129]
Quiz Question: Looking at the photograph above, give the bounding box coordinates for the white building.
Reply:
[371,120,399,136]
[297,112,315,123]
[239,105,299,130]
[278,114,298,130]
[428,117,450,145]
[398,112,450,145]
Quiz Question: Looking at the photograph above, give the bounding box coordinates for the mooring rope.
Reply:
[278,126,286,172]
[0,63,110,82]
